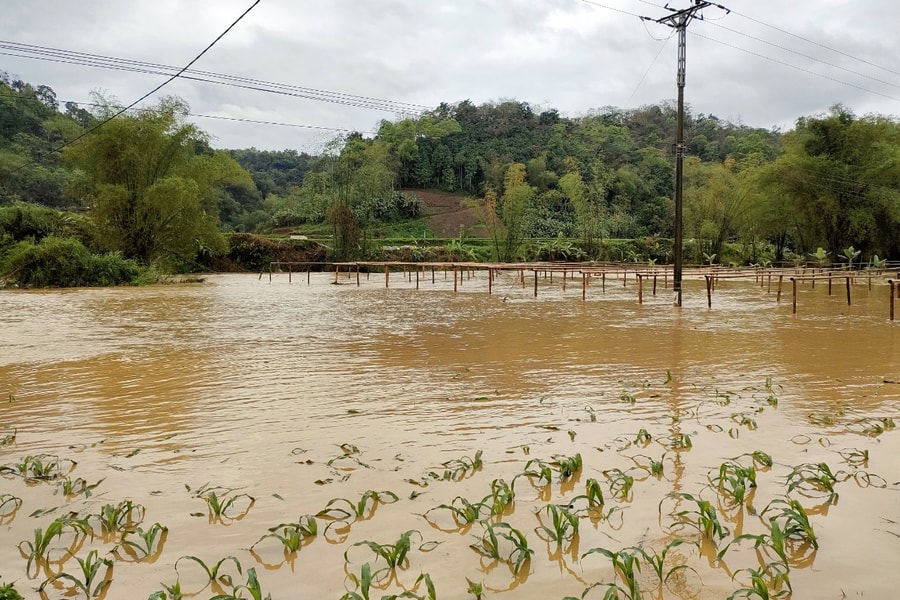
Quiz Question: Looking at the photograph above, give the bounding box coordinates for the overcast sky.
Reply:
[3,1,899,152]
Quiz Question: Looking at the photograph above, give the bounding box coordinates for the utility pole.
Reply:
[643,2,727,307]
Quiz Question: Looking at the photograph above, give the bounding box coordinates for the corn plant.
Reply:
[318,490,399,521]
[785,462,841,503]
[571,478,605,511]
[0,426,16,446]
[517,459,553,486]
[208,567,271,600]
[711,461,758,507]
[344,530,425,575]
[427,450,483,481]
[761,499,817,548]
[39,549,112,598]
[581,546,642,600]
[838,448,868,467]
[174,555,243,588]
[535,504,579,546]
[118,522,168,561]
[93,500,146,537]
[726,564,792,599]
[486,478,515,516]
[1,454,74,481]
[19,515,92,574]
[550,453,583,479]
[57,476,105,499]
[198,490,255,521]
[147,581,183,600]
[604,468,635,501]
[252,516,318,554]
[668,433,692,451]
[0,494,23,521]
[633,539,693,586]
[631,454,666,478]
[0,582,24,600]
[662,492,729,541]
[342,563,435,600]
[634,429,652,446]
[327,443,371,470]
[470,521,533,576]
[426,496,490,530]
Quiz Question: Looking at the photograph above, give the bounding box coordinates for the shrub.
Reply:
[1,236,139,287]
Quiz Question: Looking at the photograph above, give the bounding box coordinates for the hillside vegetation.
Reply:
[2,71,899,285]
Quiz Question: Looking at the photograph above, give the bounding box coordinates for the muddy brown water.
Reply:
[1,271,898,599]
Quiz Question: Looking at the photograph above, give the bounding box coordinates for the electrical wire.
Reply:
[728,8,900,80]
[688,31,900,104]
[54,0,262,153]
[0,40,431,114]
[701,21,900,93]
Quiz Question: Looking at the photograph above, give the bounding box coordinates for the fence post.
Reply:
[890,280,895,321]
[791,277,797,314]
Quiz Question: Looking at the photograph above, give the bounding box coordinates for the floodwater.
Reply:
[1,270,898,599]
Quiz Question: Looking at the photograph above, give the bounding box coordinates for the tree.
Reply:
[64,96,230,269]
[765,106,900,258]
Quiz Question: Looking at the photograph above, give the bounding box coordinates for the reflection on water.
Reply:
[0,272,898,598]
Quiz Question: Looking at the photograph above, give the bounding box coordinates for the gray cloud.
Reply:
[2,0,897,151]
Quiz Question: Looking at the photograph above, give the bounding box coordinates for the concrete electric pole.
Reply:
[642,2,728,307]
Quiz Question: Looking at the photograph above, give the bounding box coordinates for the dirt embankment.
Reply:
[407,189,485,238]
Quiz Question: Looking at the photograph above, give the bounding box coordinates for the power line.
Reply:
[0,40,431,114]
[688,31,900,104]
[728,8,900,80]
[54,0,262,154]
[700,21,900,93]
[63,100,376,135]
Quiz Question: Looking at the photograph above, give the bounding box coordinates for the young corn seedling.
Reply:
[252,516,318,555]
[318,490,400,521]
[0,425,16,446]
[198,490,255,522]
[662,492,729,542]
[581,546,642,600]
[147,581,183,600]
[668,433,692,451]
[571,478,605,511]
[604,468,635,502]
[486,478,515,516]
[342,564,436,600]
[838,447,868,467]
[1,454,75,481]
[634,428,653,446]
[726,564,792,599]
[550,453,583,479]
[344,530,427,576]
[19,515,92,574]
[39,549,112,598]
[209,567,271,600]
[761,498,817,549]
[93,500,146,538]
[327,443,371,471]
[535,503,580,547]
[467,578,484,599]
[785,462,841,503]
[633,539,694,586]
[517,459,554,486]
[0,494,23,522]
[174,555,243,590]
[711,461,758,507]
[433,450,483,481]
[631,454,667,478]
[57,476,105,499]
[470,521,533,576]
[118,522,168,561]
[426,496,490,531]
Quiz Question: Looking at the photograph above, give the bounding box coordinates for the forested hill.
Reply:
[3,72,900,271]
